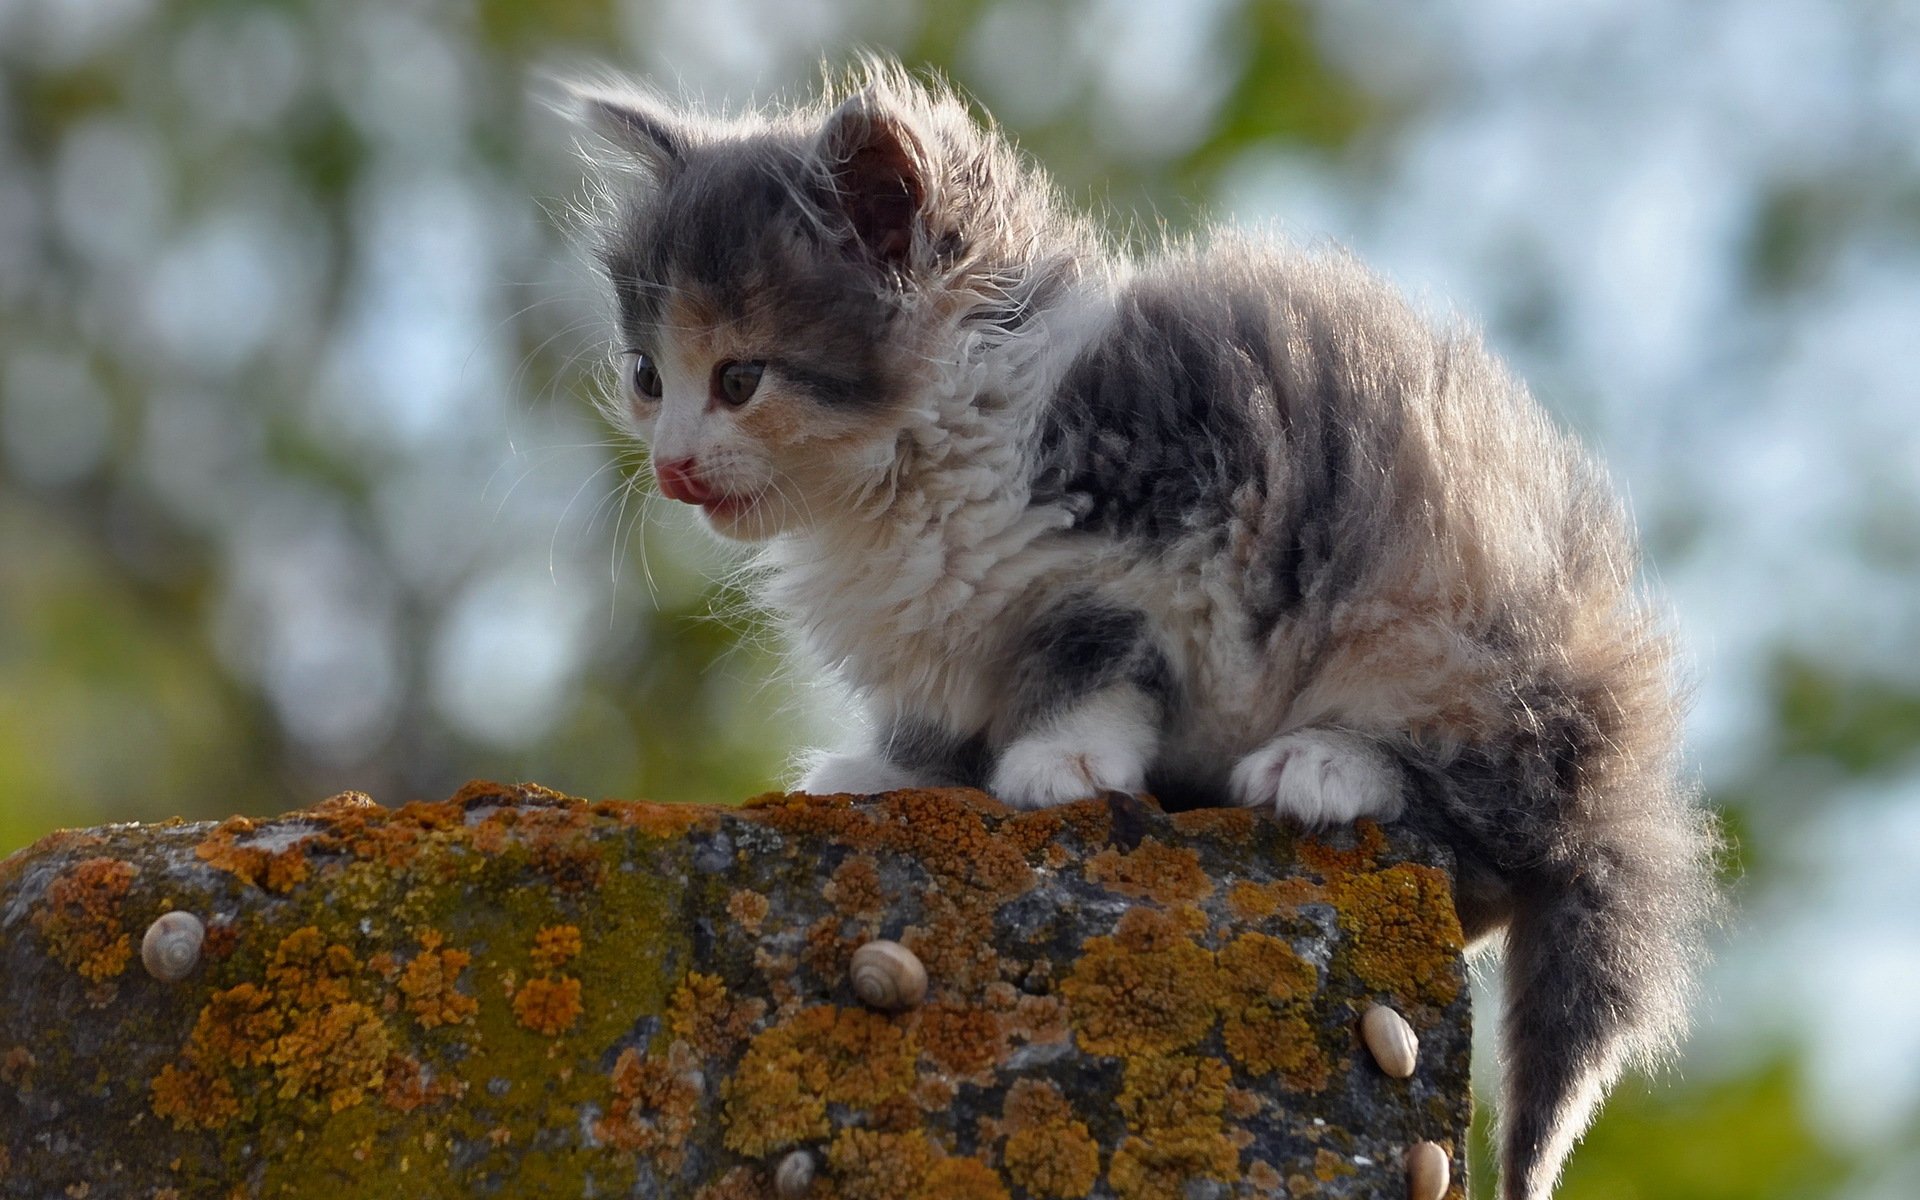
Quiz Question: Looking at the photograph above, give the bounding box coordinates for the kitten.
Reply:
[569,60,1718,1200]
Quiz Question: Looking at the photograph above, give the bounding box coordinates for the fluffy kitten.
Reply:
[570,61,1718,1200]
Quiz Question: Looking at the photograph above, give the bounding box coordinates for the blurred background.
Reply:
[2,0,1917,1193]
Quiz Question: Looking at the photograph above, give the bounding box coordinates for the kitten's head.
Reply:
[570,61,1058,541]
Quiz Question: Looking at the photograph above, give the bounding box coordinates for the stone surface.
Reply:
[0,782,1471,1198]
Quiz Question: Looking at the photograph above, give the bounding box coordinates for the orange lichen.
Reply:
[516,804,604,893]
[1,1046,37,1092]
[1000,1080,1101,1199]
[884,790,1032,899]
[1225,877,1319,922]
[1297,820,1388,876]
[1166,806,1260,837]
[1060,908,1217,1057]
[200,921,239,962]
[398,938,477,1029]
[1332,862,1465,1007]
[187,983,283,1068]
[822,856,883,918]
[900,894,1000,995]
[923,1156,1013,1200]
[1225,1086,1263,1120]
[268,1001,392,1110]
[147,926,411,1128]
[692,1168,774,1200]
[1086,838,1214,904]
[261,850,312,892]
[758,790,1033,899]
[998,807,1069,859]
[721,1005,919,1156]
[996,988,1071,1049]
[32,856,137,981]
[726,888,770,931]
[665,971,758,1058]
[1215,933,1329,1090]
[595,1042,701,1164]
[469,813,510,855]
[1314,1147,1356,1181]
[802,914,859,981]
[825,1128,946,1200]
[1116,1053,1232,1132]
[512,975,583,1036]
[1108,1054,1240,1200]
[380,1055,430,1112]
[597,797,724,838]
[917,1003,1003,1078]
[149,1063,240,1131]
[1247,1159,1285,1193]
[265,926,358,1009]
[193,819,313,893]
[1055,795,1115,845]
[530,924,583,972]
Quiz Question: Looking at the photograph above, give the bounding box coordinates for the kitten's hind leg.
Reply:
[990,687,1158,809]
[1230,729,1406,827]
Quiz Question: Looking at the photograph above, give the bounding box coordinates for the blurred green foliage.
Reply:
[1473,1057,1852,1200]
[1772,653,1920,778]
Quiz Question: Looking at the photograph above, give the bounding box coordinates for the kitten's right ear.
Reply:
[566,84,687,176]
[816,88,931,273]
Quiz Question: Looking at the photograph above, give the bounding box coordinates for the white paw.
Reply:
[1230,730,1404,827]
[990,737,1145,809]
[988,689,1156,810]
[797,752,922,796]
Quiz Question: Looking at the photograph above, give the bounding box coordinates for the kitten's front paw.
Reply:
[990,737,1145,810]
[798,752,922,796]
[1230,730,1404,827]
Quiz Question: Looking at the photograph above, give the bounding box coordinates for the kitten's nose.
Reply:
[655,458,716,506]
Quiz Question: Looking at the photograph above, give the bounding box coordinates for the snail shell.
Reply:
[141,911,206,982]
[848,939,927,1011]
[774,1149,816,1198]
[1361,1003,1419,1079]
[1406,1141,1451,1200]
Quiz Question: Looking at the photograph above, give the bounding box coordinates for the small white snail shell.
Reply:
[141,911,206,982]
[848,939,927,1011]
[1406,1141,1451,1200]
[1361,1003,1419,1079]
[774,1148,816,1198]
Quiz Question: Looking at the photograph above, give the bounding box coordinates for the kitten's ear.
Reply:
[567,84,687,176]
[816,90,930,272]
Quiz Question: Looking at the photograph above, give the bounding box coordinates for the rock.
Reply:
[0,782,1472,1198]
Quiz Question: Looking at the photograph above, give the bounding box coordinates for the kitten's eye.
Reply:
[628,352,663,401]
[716,361,764,407]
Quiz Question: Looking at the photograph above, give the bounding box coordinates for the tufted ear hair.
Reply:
[566,83,688,177]
[816,87,931,272]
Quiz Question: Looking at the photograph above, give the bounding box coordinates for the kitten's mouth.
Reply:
[700,491,758,521]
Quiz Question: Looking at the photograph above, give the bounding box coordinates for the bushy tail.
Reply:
[1496,810,1718,1200]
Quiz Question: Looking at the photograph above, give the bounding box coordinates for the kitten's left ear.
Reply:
[816,90,931,272]
[566,84,687,177]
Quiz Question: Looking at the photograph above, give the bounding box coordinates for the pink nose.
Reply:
[655,458,716,505]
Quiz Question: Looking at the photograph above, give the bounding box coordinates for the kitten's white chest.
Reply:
[765,490,1086,731]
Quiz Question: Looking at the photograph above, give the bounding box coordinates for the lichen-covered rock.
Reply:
[0,783,1470,1199]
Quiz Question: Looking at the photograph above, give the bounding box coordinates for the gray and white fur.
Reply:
[568,60,1719,1200]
